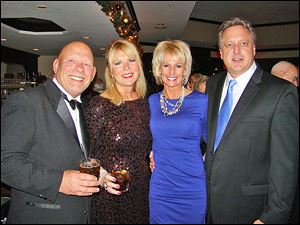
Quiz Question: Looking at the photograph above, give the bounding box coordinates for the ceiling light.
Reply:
[155,23,167,29]
[32,48,39,51]
[1,38,7,41]
[37,5,48,9]
[18,30,65,35]
[82,36,91,39]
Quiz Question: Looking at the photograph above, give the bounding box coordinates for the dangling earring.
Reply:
[182,76,186,86]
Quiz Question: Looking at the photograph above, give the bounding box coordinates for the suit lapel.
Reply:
[43,80,84,155]
[56,96,78,141]
[212,78,225,123]
[209,74,226,150]
[219,66,263,146]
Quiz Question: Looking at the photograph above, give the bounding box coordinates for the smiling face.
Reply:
[219,25,256,78]
[160,53,186,89]
[110,49,140,89]
[53,41,96,97]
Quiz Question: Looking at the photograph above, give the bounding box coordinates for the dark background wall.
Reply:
[1,46,39,76]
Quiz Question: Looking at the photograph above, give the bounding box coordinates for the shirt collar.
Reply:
[52,77,82,103]
[225,61,257,87]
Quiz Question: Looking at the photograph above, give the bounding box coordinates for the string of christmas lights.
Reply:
[97,1,140,45]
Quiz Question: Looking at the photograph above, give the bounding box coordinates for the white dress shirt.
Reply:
[219,62,257,115]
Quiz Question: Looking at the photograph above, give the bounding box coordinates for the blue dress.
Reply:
[149,90,207,224]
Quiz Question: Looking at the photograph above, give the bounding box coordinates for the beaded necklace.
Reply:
[160,87,185,116]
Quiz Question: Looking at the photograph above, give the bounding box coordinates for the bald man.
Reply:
[271,61,299,87]
[1,41,100,223]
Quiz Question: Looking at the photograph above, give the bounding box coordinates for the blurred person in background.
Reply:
[271,61,298,87]
[81,76,105,105]
[186,73,210,93]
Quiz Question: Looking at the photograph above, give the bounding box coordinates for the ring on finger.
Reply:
[103,182,108,191]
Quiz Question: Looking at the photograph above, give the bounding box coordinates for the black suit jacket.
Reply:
[1,80,91,224]
[205,65,299,224]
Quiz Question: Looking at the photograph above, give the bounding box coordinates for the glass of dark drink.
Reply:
[79,158,100,178]
[112,157,130,193]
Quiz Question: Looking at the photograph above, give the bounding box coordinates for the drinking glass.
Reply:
[79,158,100,178]
[111,156,130,193]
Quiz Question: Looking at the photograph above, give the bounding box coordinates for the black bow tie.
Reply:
[68,99,80,110]
[63,94,81,110]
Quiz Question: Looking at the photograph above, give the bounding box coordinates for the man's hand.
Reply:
[59,170,100,196]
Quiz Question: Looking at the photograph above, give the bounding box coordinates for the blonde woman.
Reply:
[149,40,207,223]
[84,39,152,224]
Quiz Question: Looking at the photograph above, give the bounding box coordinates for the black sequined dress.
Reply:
[84,95,152,224]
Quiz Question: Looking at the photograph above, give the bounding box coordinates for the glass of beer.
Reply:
[79,158,100,178]
[112,157,130,193]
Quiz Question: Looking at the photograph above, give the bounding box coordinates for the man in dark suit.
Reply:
[1,41,100,223]
[205,17,299,224]
[271,61,299,224]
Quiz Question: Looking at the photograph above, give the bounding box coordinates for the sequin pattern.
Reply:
[84,95,152,224]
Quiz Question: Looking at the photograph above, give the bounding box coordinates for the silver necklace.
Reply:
[160,87,185,116]
[164,98,176,107]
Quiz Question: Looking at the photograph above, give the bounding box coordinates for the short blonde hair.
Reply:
[152,40,192,86]
[190,73,209,90]
[105,39,147,105]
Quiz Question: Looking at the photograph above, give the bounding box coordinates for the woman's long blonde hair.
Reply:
[104,39,147,105]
